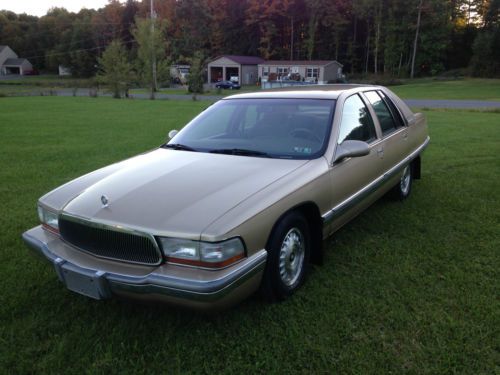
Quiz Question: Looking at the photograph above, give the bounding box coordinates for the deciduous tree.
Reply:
[132,17,169,99]
[97,40,134,98]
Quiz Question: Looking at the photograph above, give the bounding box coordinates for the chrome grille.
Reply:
[59,216,162,265]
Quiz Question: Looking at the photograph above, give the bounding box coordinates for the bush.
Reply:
[348,74,403,86]
[436,68,469,79]
[187,52,204,94]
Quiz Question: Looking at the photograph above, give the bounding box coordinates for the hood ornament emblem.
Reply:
[101,195,109,208]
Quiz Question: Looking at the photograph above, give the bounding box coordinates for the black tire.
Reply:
[260,211,310,301]
[391,164,413,200]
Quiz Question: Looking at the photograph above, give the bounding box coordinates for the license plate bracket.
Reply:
[56,261,108,299]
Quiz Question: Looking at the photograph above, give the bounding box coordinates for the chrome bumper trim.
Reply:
[323,136,430,223]
[22,229,267,303]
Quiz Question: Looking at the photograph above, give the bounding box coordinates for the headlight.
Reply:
[158,237,245,268]
[37,204,59,233]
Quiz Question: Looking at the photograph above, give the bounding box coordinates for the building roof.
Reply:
[214,55,265,65]
[0,45,7,53]
[3,58,29,66]
[261,60,342,67]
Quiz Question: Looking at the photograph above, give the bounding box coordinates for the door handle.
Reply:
[403,131,409,140]
[377,147,384,158]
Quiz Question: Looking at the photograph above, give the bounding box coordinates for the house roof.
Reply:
[0,45,7,53]
[214,55,265,65]
[3,58,29,66]
[261,60,342,67]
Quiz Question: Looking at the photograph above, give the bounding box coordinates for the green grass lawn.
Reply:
[390,78,500,101]
[0,97,498,374]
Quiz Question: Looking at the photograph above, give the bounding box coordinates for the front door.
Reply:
[325,93,383,234]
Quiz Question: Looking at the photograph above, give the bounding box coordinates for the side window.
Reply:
[378,91,405,128]
[364,91,398,135]
[337,94,377,144]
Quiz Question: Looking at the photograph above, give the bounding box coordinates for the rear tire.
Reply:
[392,164,413,200]
[260,212,310,301]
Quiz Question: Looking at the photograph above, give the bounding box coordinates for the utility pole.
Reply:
[410,0,423,79]
[151,0,157,92]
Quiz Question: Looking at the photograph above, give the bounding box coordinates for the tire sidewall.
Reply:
[262,212,311,301]
[399,165,413,199]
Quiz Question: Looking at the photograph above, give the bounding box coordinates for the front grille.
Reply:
[59,217,162,265]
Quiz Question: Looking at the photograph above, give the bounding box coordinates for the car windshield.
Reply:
[167,98,335,159]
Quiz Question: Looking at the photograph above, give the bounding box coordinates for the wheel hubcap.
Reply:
[279,227,305,288]
[400,166,411,194]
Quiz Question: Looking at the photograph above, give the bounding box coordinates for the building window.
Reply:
[262,66,269,77]
[306,67,319,78]
[277,67,289,75]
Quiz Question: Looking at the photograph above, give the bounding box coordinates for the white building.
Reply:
[258,60,343,84]
[207,55,264,85]
[0,45,33,76]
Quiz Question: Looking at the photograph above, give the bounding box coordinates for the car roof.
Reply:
[224,84,381,100]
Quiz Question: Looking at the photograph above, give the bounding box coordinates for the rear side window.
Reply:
[364,91,399,135]
[379,91,405,128]
[337,94,377,144]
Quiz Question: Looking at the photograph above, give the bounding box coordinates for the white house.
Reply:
[0,45,34,76]
[258,60,343,84]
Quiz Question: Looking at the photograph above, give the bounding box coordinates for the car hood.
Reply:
[61,149,309,238]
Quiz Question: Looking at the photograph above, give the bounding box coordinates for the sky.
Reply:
[0,0,113,17]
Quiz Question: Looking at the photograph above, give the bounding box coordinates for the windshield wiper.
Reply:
[209,148,271,157]
[163,143,197,152]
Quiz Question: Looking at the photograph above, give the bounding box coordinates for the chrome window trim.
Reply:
[58,213,163,266]
[322,136,430,223]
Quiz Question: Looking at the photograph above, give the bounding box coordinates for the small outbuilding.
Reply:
[58,65,72,76]
[207,55,264,85]
[0,45,33,76]
[258,60,343,84]
[2,58,33,76]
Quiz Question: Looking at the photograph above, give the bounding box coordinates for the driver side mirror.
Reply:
[168,129,178,140]
[334,140,370,162]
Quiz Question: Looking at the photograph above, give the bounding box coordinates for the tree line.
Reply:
[0,0,499,80]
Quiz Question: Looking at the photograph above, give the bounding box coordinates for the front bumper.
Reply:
[22,226,267,311]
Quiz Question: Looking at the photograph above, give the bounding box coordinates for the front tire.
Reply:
[261,212,310,301]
